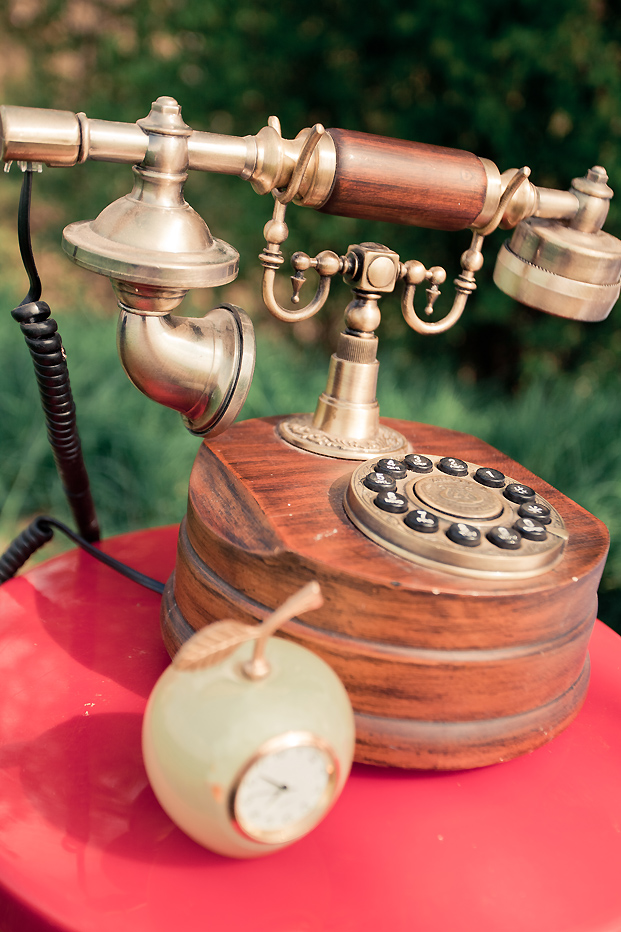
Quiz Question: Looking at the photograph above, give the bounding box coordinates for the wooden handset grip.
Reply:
[320,128,491,231]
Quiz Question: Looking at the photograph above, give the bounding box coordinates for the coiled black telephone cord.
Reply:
[0,515,165,594]
[0,167,165,594]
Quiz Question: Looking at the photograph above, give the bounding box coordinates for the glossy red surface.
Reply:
[1,525,621,932]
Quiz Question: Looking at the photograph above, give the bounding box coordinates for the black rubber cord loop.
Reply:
[0,516,165,594]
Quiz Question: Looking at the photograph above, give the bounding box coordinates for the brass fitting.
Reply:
[494,166,621,321]
[61,97,256,436]
[117,303,255,437]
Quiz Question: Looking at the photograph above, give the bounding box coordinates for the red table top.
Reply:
[1,525,621,932]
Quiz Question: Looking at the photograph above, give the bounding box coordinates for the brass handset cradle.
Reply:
[263,156,531,336]
[261,155,533,457]
[259,119,341,323]
[400,166,531,335]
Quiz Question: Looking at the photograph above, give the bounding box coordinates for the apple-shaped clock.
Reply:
[142,582,356,858]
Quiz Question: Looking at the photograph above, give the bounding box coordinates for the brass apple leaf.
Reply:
[173,620,259,671]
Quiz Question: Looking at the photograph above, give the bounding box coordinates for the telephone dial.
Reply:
[0,95,615,772]
[345,453,566,577]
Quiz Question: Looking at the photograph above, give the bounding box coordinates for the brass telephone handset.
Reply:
[2,95,619,443]
[0,96,616,770]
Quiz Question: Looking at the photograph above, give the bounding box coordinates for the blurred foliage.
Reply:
[1,0,621,380]
[1,1,621,628]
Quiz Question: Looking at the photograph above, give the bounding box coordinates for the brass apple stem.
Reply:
[242,581,324,680]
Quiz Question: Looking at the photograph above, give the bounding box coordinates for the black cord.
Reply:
[2,168,164,595]
[12,168,100,542]
[17,169,42,304]
[0,515,165,593]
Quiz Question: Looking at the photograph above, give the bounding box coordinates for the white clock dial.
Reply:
[232,734,338,844]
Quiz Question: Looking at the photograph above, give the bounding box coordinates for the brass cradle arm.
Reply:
[399,168,532,336]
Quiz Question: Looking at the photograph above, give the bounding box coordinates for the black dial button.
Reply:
[504,483,536,504]
[376,458,407,479]
[404,509,439,533]
[374,490,409,514]
[474,467,506,489]
[518,501,551,525]
[446,522,481,547]
[404,453,433,474]
[364,471,397,493]
[514,517,548,541]
[437,457,469,478]
[487,526,522,550]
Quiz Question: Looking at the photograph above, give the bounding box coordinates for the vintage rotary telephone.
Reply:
[0,96,617,772]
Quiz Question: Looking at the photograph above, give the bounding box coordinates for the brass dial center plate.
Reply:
[413,475,503,521]
[344,454,567,579]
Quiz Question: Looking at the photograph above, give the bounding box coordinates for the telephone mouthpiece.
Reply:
[62,97,254,438]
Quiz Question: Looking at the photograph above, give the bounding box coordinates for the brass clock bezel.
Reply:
[229,731,339,846]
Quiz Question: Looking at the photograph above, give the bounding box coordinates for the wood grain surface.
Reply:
[162,416,609,769]
[320,128,488,230]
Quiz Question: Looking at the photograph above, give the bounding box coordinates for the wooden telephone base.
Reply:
[161,416,608,770]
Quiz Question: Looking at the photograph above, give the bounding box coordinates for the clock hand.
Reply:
[261,776,289,791]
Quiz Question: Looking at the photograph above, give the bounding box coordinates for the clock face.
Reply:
[231,733,339,845]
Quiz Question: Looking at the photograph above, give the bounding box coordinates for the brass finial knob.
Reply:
[137,96,191,136]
